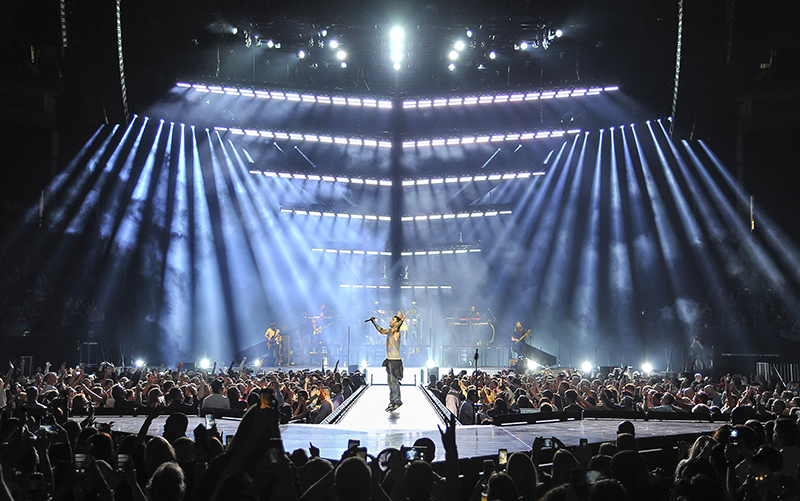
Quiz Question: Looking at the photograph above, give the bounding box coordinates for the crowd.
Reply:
[3,355,800,500]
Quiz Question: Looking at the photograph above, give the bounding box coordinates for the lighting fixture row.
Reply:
[224,127,392,147]
[402,87,618,108]
[339,285,453,290]
[176,82,617,109]
[279,209,512,220]
[178,83,392,108]
[312,248,481,256]
[402,130,579,147]
[250,170,542,186]
[221,125,580,146]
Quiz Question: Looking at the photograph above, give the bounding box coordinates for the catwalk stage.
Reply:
[100,367,724,463]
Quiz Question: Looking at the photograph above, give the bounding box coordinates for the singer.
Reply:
[367,311,406,412]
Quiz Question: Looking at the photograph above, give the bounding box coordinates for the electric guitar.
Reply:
[265,325,288,348]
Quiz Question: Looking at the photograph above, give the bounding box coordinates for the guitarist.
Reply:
[264,322,282,365]
[511,322,532,360]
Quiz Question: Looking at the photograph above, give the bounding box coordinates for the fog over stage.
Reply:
[4,84,800,375]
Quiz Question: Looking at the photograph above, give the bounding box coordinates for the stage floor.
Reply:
[101,382,724,463]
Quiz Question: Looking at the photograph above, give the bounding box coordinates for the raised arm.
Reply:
[368,317,388,334]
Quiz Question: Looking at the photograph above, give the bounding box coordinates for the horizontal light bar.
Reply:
[282,209,390,220]
[404,172,543,185]
[399,210,511,220]
[180,81,616,110]
[339,285,453,289]
[217,123,579,149]
[252,171,392,186]
[179,82,393,110]
[402,86,617,108]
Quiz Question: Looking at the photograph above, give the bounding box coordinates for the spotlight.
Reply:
[256,358,263,367]
[448,50,458,60]
[555,29,563,38]
[448,63,456,71]
[642,362,653,373]
[520,41,529,50]
[390,26,404,42]
[466,29,473,38]
[394,62,401,70]
[231,27,238,35]
[581,362,593,373]
[320,29,328,37]
[330,39,339,49]
[134,359,145,368]
[426,359,436,368]
[454,40,465,51]
[199,359,210,369]
[266,39,274,48]
[297,50,306,59]
[340,61,347,68]
[489,51,497,59]
[360,359,368,368]
[336,49,346,60]
[526,359,540,371]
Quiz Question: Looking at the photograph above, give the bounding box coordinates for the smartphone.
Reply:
[404,445,426,462]
[226,435,234,449]
[571,469,606,497]
[730,429,739,444]
[498,448,508,466]
[260,390,274,410]
[75,453,88,473]
[117,453,131,472]
[204,413,216,429]
[356,447,368,460]
[543,438,554,448]
[580,438,589,448]
[348,439,360,450]
[267,438,284,463]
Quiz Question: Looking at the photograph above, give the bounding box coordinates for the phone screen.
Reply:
[267,439,284,463]
[543,438,554,448]
[405,446,425,462]
[348,439,360,450]
[260,390,273,409]
[498,449,508,465]
[356,447,367,460]
[117,454,131,471]
[75,454,88,472]
[205,414,215,429]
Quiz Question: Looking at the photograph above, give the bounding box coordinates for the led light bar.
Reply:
[400,129,579,148]
[282,209,390,221]
[282,207,510,221]
[249,170,546,190]
[314,247,482,255]
[251,171,392,186]
[339,285,453,289]
[402,86,617,108]
[176,82,392,109]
